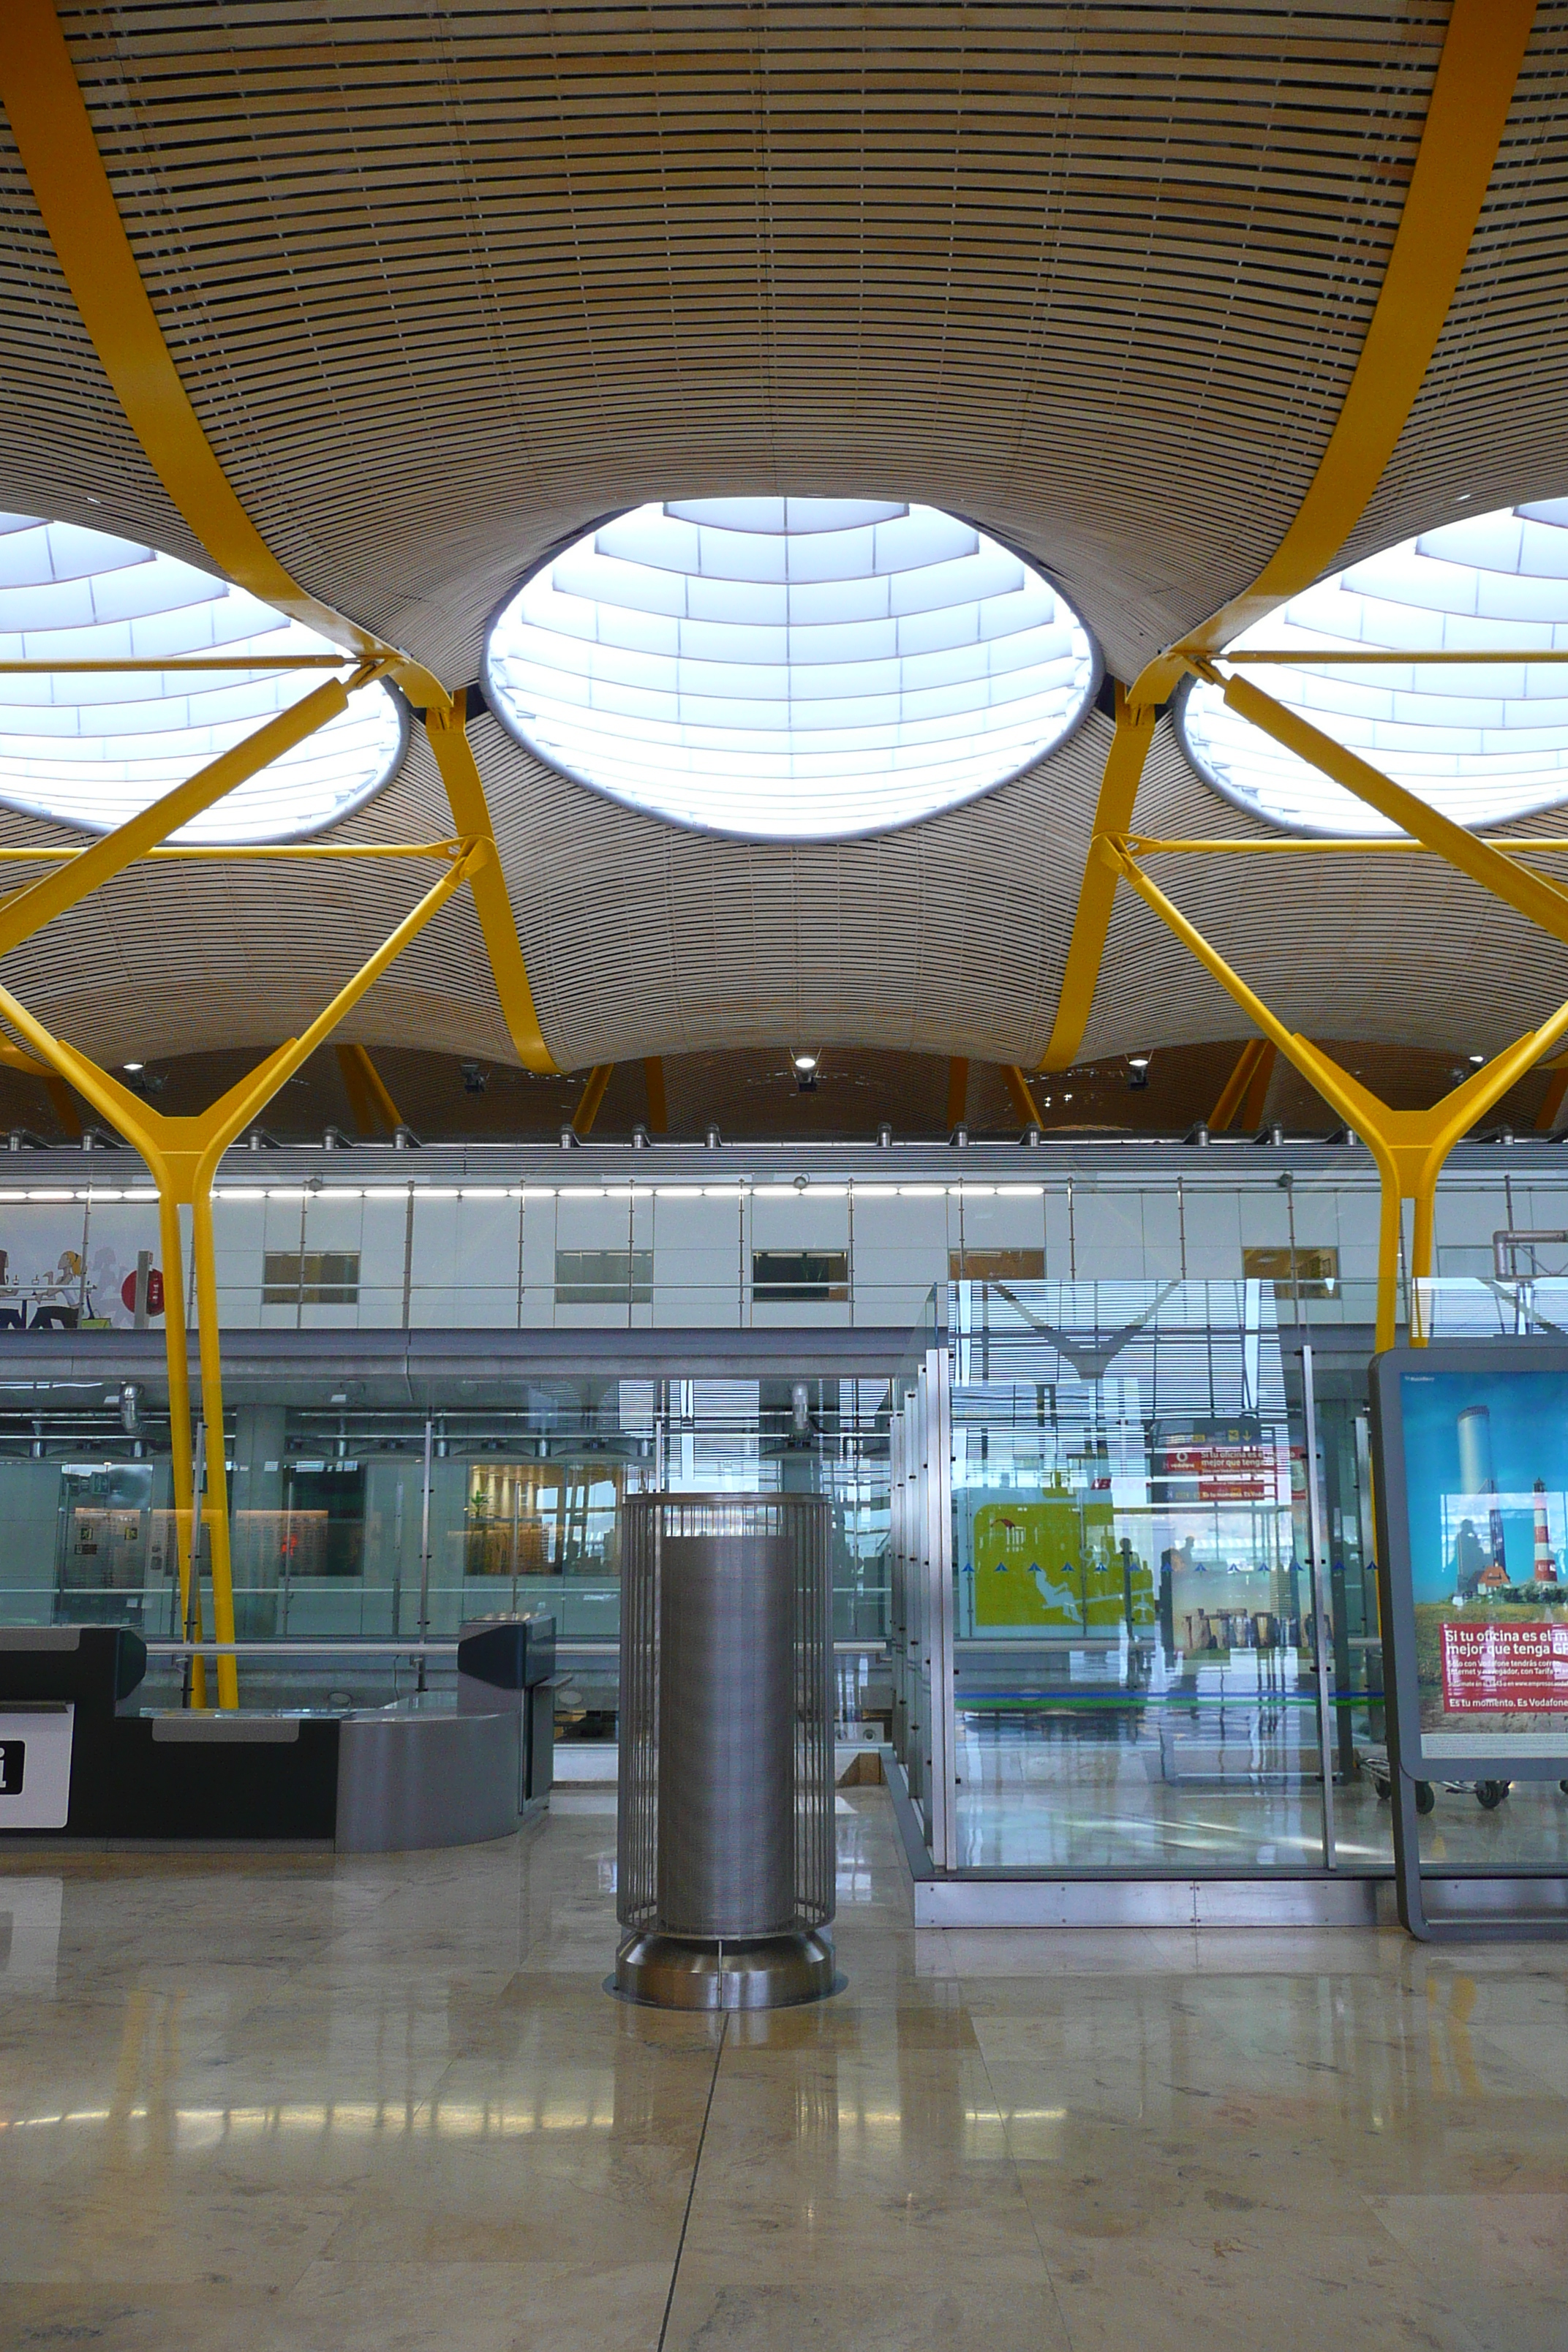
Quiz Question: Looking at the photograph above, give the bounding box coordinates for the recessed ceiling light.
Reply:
[792,1052,819,1073]
[122,1061,143,1072]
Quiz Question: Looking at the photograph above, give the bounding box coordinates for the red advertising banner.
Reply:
[1440,1619,1568,1714]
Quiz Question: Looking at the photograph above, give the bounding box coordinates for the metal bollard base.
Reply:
[610,1928,840,2010]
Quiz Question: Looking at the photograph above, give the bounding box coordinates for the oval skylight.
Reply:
[0,514,404,844]
[1181,501,1568,836]
[484,498,1096,838]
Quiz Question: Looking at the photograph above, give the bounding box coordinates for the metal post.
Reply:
[1301,1343,1338,1869]
[416,1414,434,1691]
[924,1346,957,1870]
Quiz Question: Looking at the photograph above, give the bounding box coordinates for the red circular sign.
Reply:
[121,1267,165,1316]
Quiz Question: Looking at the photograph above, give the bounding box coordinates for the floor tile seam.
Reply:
[963,1989,1082,2352]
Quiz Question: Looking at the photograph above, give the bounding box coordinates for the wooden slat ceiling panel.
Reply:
[48,4,1444,678]
[0,8,1563,1076]
[469,702,1108,1067]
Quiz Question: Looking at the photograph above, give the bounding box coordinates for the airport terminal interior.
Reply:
[3,4,1568,2345]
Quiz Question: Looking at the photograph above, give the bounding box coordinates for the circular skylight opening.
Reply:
[0,513,404,844]
[484,498,1096,839]
[1181,500,1568,836]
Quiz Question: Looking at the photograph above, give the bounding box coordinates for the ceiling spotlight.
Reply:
[1127,1052,1150,1091]
[123,1061,143,1073]
[792,1052,819,1073]
[460,1060,488,1094]
[1469,1052,1485,1065]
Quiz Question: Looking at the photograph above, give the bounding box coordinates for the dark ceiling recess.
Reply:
[0,1042,1553,1152]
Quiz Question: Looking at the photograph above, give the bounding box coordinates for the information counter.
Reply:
[0,1616,554,1852]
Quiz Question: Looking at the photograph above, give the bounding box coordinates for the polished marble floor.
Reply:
[1,1792,1567,2350]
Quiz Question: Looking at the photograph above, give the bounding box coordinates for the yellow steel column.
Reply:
[644,1058,668,1135]
[157,1186,205,1707]
[189,1186,238,1707]
[946,1058,969,1129]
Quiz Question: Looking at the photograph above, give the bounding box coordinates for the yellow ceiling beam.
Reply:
[1137,0,1537,703]
[0,0,443,705]
[1003,1065,1043,1129]
[336,1042,403,1139]
[1039,688,1158,1068]
[1039,0,1535,1075]
[1208,1038,1275,1134]
[424,693,555,1072]
[571,1063,615,1137]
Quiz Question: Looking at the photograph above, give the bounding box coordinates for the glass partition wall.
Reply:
[0,1371,894,1730]
[894,1281,1349,1877]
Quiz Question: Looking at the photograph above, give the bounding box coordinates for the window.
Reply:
[0,514,403,843]
[1242,1245,1339,1300]
[262,1251,361,1305]
[753,1249,850,1302]
[1180,500,1568,834]
[949,1248,1046,1282]
[554,1248,653,1305]
[485,497,1096,839]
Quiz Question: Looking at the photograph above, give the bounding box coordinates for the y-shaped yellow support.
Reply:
[0,847,480,1705]
[1110,844,1568,1352]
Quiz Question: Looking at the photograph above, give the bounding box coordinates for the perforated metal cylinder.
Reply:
[617,1494,834,1951]
[656,1532,795,1935]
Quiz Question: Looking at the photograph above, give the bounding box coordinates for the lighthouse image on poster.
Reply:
[1398,1368,1568,1754]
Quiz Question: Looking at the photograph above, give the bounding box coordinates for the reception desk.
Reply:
[0,1618,554,1851]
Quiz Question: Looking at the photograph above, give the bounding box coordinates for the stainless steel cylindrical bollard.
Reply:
[656,1532,795,1936]
[614,1493,837,2010]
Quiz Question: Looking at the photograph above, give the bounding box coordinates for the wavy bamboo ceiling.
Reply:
[0,4,1567,1074]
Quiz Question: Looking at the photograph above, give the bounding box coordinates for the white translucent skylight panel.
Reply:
[1180,501,1568,834]
[0,516,403,843]
[486,498,1096,838]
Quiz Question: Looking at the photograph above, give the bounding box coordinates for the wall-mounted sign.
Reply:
[1371,1349,1568,1772]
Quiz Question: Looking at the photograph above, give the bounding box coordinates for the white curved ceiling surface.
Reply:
[485,498,1095,838]
[1182,502,1568,836]
[0,516,403,843]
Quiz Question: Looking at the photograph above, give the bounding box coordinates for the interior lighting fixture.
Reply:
[122,1061,143,1072]
[486,497,1096,839]
[1180,500,1568,834]
[0,513,403,842]
[791,1052,819,1071]
[1127,1053,1150,1091]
